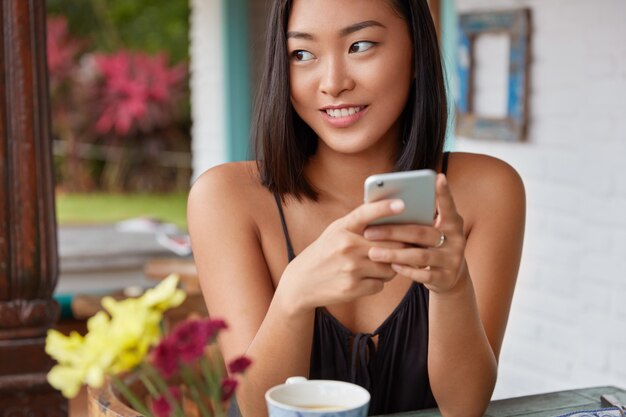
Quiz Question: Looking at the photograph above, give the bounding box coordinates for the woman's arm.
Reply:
[364,154,525,417]
[188,165,314,417]
[188,164,407,416]
[428,155,525,417]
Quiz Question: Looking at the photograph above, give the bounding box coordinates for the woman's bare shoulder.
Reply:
[447,152,525,226]
[448,152,524,195]
[187,161,268,224]
[189,161,264,201]
[190,161,262,194]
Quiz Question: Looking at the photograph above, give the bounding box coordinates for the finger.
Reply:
[435,174,459,225]
[360,237,407,250]
[342,199,405,232]
[364,224,442,247]
[390,263,444,285]
[368,247,445,268]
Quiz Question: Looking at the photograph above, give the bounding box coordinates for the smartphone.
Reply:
[364,169,436,225]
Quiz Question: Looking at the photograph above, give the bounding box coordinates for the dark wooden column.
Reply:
[0,0,67,414]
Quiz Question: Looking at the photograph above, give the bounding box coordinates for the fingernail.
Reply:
[440,174,448,186]
[369,247,386,261]
[390,200,405,213]
[364,228,383,239]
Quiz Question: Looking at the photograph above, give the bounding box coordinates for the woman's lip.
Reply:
[320,104,366,110]
[319,106,369,128]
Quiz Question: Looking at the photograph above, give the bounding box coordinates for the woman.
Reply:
[187,0,525,416]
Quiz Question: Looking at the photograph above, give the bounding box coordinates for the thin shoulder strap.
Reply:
[273,192,296,262]
[441,151,451,175]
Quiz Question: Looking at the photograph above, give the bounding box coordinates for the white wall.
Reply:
[190,0,269,180]
[189,0,227,181]
[453,0,626,399]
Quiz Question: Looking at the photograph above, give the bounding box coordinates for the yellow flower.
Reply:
[47,364,84,398]
[45,274,186,398]
[45,329,84,363]
[138,274,186,311]
[102,297,164,373]
[46,312,108,398]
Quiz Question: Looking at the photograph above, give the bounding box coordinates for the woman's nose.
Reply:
[319,56,355,97]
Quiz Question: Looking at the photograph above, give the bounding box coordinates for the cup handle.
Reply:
[285,376,308,385]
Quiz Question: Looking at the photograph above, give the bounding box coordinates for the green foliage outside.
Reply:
[56,192,188,230]
[46,0,190,63]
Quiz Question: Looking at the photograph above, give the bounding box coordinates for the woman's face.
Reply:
[287,0,413,157]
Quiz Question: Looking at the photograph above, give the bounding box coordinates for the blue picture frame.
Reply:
[456,9,531,141]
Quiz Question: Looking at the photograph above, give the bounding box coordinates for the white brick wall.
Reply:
[454,0,626,399]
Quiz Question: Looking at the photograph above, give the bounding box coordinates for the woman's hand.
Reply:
[363,174,467,294]
[276,199,407,315]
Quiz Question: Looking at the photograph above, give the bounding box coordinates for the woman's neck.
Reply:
[304,142,398,209]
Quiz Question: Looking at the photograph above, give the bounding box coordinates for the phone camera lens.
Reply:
[376,181,384,187]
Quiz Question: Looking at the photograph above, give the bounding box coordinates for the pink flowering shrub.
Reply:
[92,51,187,138]
[46,16,190,192]
[47,17,83,85]
[47,16,96,191]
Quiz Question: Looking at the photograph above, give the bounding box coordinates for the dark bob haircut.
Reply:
[252,0,448,201]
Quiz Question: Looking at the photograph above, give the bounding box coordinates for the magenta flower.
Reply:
[221,377,238,402]
[144,318,246,413]
[170,320,211,363]
[152,337,179,378]
[228,356,252,374]
[151,386,181,417]
[202,319,228,342]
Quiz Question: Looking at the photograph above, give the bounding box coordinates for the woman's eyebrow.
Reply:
[287,20,386,40]
[340,20,386,37]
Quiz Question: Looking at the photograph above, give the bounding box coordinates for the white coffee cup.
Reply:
[265,377,370,417]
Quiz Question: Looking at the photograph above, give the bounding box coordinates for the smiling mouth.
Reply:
[323,106,367,118]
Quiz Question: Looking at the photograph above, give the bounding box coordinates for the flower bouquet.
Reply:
[45,275,251,417]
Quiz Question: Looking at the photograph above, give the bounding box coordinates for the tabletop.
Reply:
[375,386,626,417]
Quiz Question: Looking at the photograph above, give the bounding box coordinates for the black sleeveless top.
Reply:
[273,153,449,415]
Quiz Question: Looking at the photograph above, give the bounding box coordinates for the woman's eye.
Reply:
[291,50,315,62]
[349,41,375,54]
